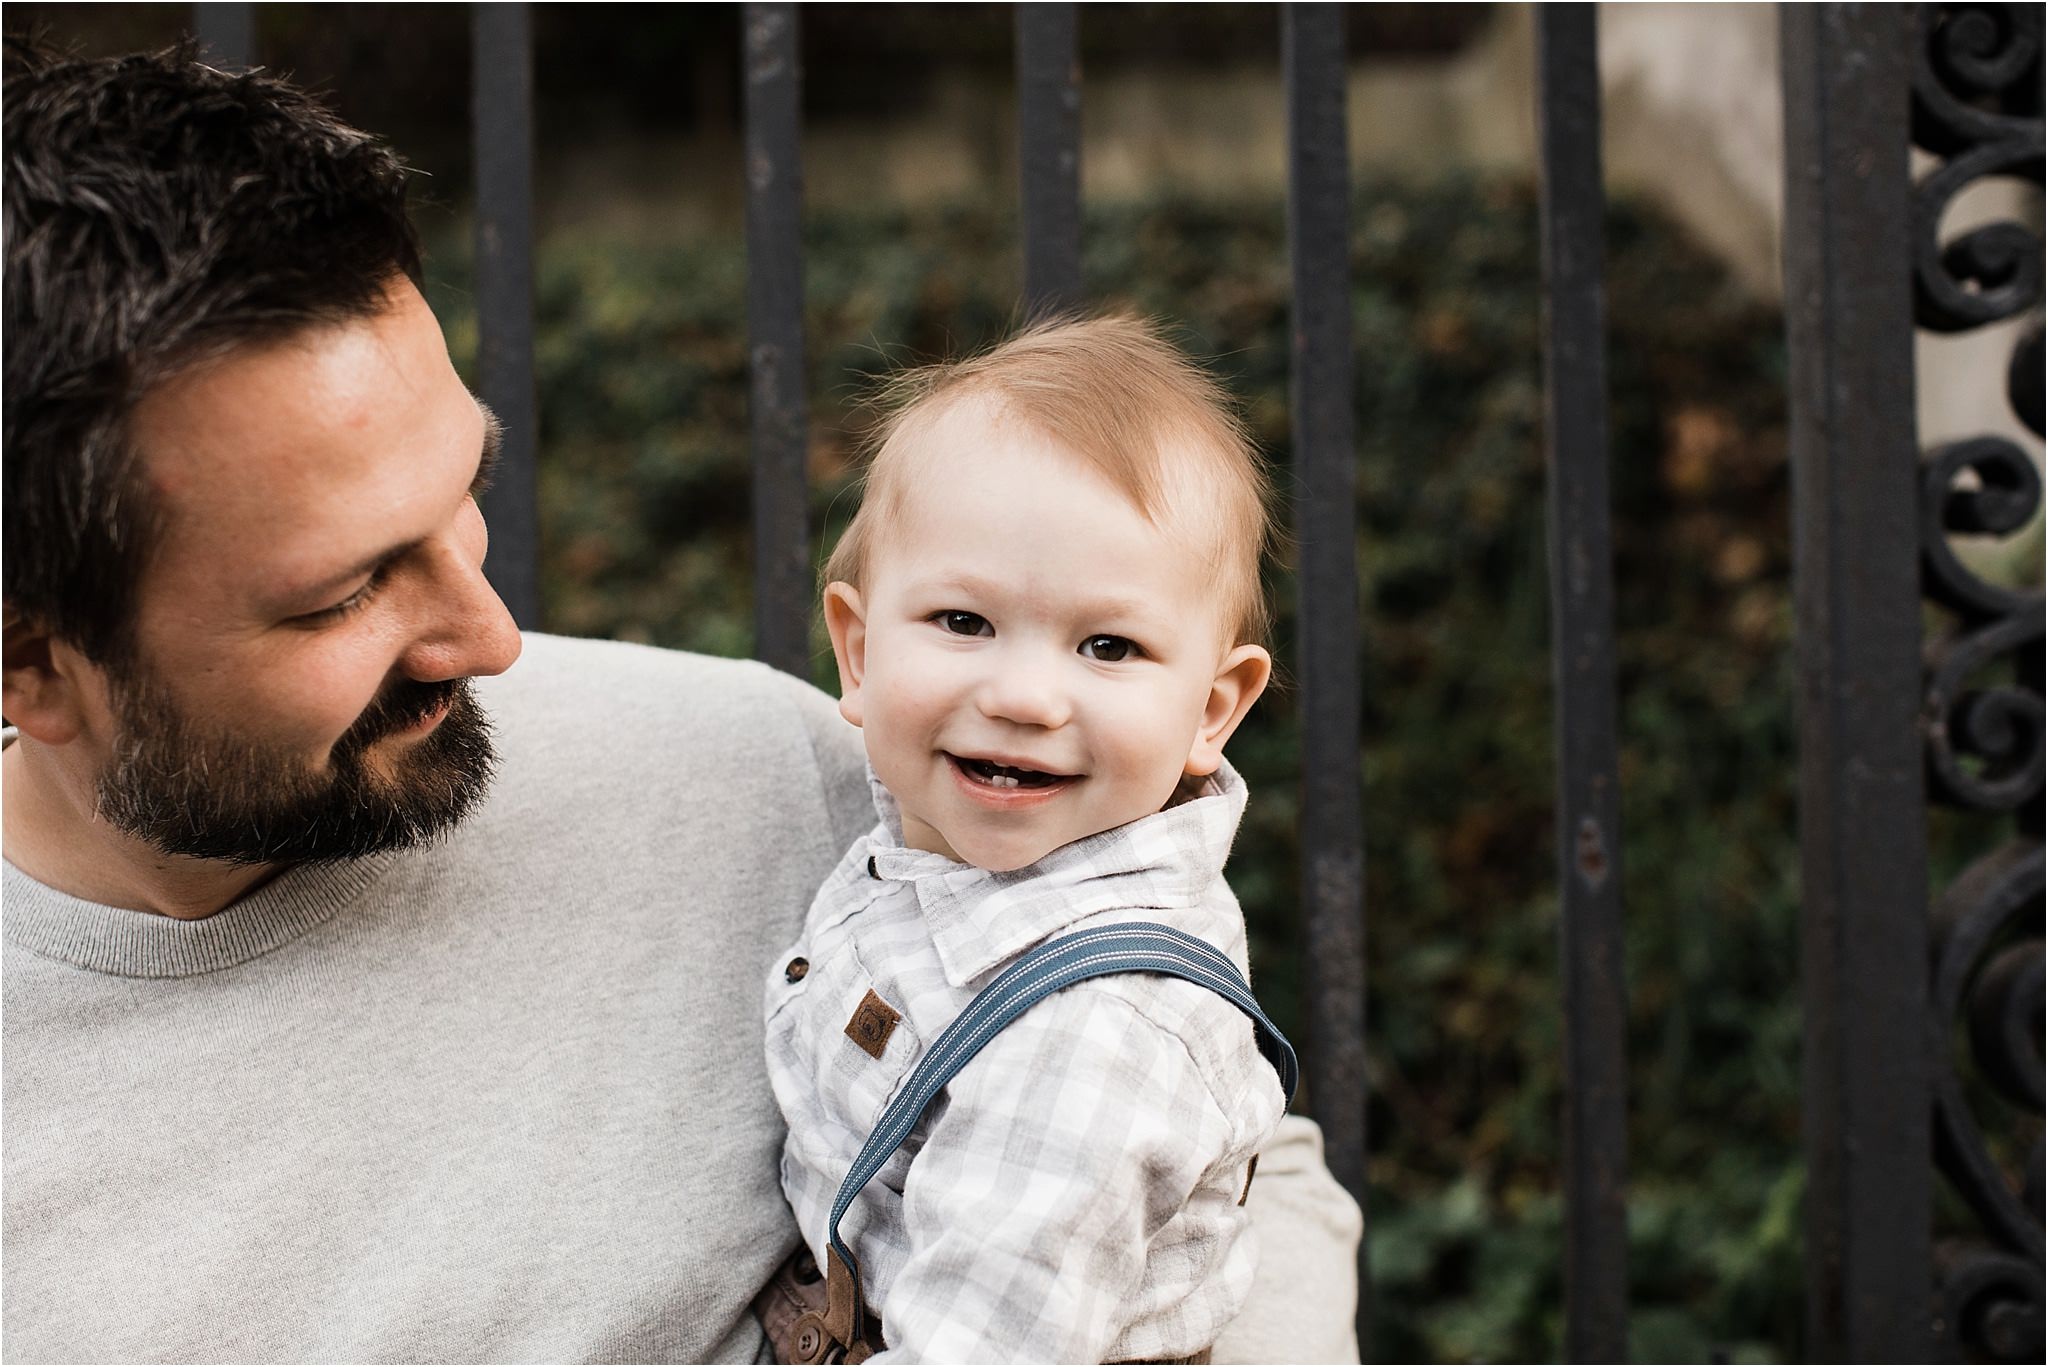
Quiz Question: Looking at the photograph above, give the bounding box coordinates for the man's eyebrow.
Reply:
[274,405,501,613]
[278,539,421,612]
[472,401,504,496]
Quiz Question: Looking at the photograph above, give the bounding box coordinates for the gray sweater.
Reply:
[2,633,1360,1364]
[3,635,871,1363]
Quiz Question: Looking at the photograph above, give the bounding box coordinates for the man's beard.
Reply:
[93,669,498,866]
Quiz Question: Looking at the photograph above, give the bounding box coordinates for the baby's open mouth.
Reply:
[949,755,1078,790]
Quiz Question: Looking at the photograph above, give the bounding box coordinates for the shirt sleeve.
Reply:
[868,982,1251,1364]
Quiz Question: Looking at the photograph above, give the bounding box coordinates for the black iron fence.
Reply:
[188,3,2048,1361]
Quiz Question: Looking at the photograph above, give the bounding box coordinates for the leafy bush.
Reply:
[428,175,1811,1361]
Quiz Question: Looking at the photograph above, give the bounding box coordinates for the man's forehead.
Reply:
[125,287,482,599]
[138,298,446,476]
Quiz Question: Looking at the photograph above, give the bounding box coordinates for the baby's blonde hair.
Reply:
[825,313,1275,647]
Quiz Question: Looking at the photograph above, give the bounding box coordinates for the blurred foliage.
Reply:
[9,4,1491,182]
[422,176,2011,1363]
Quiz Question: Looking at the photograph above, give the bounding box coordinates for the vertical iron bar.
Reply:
[472,2,542,630]
[744,2,811,678]
[1016,2,1082,315]
[1534,8,1630,1361]
[192,3,252,68]
[1283,3,1369,1353]
[1781,5,1933,1360]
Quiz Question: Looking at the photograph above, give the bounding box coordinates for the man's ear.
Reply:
[2,607,91,745]
[1185,643,1272,778]
[821,582,869,729]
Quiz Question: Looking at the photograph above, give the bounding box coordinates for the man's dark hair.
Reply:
[2,38,424,663]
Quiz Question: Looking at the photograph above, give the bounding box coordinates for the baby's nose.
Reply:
[974,663,1072,729]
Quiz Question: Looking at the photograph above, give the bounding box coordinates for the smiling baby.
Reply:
[763,315,1285,1363]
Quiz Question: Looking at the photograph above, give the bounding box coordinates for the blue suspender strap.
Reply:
[822,920,1299,1342]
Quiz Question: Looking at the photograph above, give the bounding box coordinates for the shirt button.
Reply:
[785,957,809,984]
[867,855,880,879]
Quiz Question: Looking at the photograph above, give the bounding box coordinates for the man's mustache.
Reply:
[338,677,465,753]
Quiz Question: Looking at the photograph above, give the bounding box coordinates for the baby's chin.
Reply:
[930,790,1199,872]
[944,835,1058,874]
[940,817,1133,872]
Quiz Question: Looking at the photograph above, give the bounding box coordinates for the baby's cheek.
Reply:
[1087,725,1162,789]
[867,673,933,731]
[1117,708,1211,796]
[877,661,934,696]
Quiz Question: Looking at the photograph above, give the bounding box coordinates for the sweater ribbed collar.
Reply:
[2,852,401,979]
[1,732,402,978]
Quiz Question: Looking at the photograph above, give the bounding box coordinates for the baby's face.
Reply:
[827,401,1265,872]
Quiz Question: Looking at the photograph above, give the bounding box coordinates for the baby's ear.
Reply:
[1185,643,1271,778]
[822,583,869,728]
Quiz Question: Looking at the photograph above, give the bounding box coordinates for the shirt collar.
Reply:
[864,761,1249,988]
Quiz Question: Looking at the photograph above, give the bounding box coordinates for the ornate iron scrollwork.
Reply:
[1913,5,2046,1360]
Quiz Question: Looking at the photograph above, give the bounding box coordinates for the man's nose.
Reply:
[974,654,1072,729]
[398,518,524,683]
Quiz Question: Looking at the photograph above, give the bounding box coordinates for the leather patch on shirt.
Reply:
[844,989,902,1060]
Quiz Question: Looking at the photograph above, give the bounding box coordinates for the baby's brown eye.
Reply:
[1080,635,1134,662]
[939,611,991,637]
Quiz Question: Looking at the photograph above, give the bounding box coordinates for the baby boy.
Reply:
[764,315,1284,1363]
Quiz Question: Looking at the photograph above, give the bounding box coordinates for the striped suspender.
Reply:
[822,921,1300,1347]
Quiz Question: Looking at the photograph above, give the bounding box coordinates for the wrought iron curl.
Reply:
[1923,612,2045,811]
[2010,325,2044,433]
[1920,436,2041,618]
[1912,6,2045,1360]
[1913,3,2044,151]
[1931,844,2046,1264]
[1918,439,2043,812]
[1967,940,2042,1113]
[1928,845,2044,1361]
[1936,1240,2047,1359]
[1910,5,2045,332]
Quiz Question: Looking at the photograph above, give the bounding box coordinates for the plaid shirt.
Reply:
[764,762,1287,1363]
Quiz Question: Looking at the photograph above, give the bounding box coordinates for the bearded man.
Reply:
[1,39,1359,1363]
